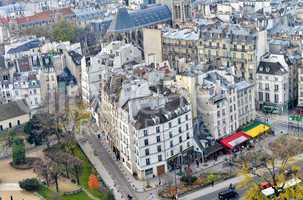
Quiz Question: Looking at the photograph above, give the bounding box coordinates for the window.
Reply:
[179,136,182,143]
[259,92,263,101]
[145,168,153,176]
[157,145,161,152]
[187,141,190,147]
[178,127,182,133]
[265,93,270,102]
[265,83,269,91]
[274,94,279,103]
[9,122,12,128]
[156,126,160,133]
[143,130,148,137]
[158,155,162,162]
[186,132,190,140]
[170,141,173,148]
[17,120,20,125]
[178,118,181,124]
[185,115,188,120]
[156,135,161,142]
[145,148,150,156]
[0,125,2,131]
[144,139,149,146]
[217,111,220,117]
[146,158,150,165]
[186,123,189,130]
[169,132,173,138]
[170,150,174,156]
[274,84,279,91]
[169,122,172,128]
[180,145,183,152]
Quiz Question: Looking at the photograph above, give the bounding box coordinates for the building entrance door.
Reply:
[157,165,165,176]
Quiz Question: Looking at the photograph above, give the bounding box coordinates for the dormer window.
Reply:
[265,67,270,72]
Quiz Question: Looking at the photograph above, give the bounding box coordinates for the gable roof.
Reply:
[108,5,171,33]
[0,100,29,121]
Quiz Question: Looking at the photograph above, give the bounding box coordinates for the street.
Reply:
[193,187,246,200]
[79,125,160,200]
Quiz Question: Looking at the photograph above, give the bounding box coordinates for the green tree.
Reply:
[12,137,26,165]
[52,20,77,42]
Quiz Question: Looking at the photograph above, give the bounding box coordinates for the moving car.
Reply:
[218,188,239,200]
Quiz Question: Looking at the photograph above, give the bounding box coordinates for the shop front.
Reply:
[219,131,251,152]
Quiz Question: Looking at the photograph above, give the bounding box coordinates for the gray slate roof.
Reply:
[0,100,29,121]
[257,61,287,75]
[108,5,171,33]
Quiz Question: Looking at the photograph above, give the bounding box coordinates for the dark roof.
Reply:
[0,100,29,121]
[134,96,190,129]
[204,142,224,158]
[57,67,77,85]
[7,39,41,54]
[108,4,171,32]
[257,61,288,75]
[68,50,82,66]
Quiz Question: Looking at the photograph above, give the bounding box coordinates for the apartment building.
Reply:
[196,69,255,139]
[81,41,142,103]
[100,73,194,179]
[298,67,303,107]
[162,28,199,67]
[13,73,42,110]
[256,54,298,113]
[198,22,267,81]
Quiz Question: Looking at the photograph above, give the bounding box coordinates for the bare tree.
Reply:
[238,135,303,199]
[33,159,51,186]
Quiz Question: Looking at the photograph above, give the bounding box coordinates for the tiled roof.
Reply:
[16,7,74,25]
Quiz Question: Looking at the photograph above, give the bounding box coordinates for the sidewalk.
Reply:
[179,176,244,200]
[76,134,125,200]
[98,133,159,193]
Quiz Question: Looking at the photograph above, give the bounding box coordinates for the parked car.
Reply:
[259,181,272,190]
[284,169,295,177]
[218,188,238,199]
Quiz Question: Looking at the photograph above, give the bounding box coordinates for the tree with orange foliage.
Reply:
[88,174,100,190]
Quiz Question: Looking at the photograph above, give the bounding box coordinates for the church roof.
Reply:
[108,5,171,33]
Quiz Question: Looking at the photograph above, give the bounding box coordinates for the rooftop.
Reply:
[163,29,199,40]
[0,100,29,121]
[257,61,288,75]
[133,96,190,129]
[6,38,41,54]
[108,4,171,33]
